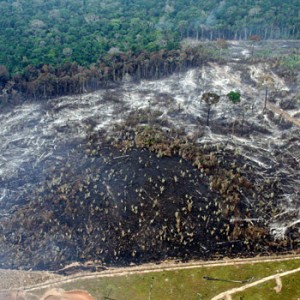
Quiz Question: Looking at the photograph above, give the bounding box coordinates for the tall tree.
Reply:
[0,65,9,87]
[249,35,261,56]
[201,92,220,126]
[258,75,275,111]
[227,90,241,136]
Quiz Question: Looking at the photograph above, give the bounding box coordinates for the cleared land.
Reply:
[267,103,300,128]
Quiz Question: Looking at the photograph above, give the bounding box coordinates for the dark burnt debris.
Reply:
[0,118,296,271]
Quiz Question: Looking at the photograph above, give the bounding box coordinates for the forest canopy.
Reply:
[0,0,299,105]
[0,0,299,75]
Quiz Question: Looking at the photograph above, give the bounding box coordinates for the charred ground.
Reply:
[0,41,299,271]
[0,119,297,271]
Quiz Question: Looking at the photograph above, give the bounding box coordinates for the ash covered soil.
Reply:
[0,41,299,271]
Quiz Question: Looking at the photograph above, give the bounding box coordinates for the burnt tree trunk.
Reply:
[206,105,211,126]
[264,87,268,111]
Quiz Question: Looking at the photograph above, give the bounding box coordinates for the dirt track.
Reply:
[212,266,300,300]
[0,254,298,294]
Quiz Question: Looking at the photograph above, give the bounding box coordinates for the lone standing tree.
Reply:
[249,35,261,57]
[201,92,220,126]
[259,75,275,111]
[227,90,241,136]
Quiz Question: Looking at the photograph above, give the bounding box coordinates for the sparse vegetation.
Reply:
[0,118,294,270]
[280,54,300,76]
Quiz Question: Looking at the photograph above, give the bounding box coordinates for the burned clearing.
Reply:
[0,42,299,271]
[0,121,297,270]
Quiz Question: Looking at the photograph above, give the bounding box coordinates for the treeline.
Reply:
[182,25,299,42]
[0,0,299,76]
[0,46,214,104]
[180,0,300,41]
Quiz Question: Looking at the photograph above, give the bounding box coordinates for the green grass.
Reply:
[33,259,300,300]
[234,272,300,300]
[280,54,300,75]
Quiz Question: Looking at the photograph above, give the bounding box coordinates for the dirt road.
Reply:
[0,254,298,293]
[212,266,300,300]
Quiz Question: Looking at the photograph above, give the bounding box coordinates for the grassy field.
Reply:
[31,258,300,300]
[233,271,300,300]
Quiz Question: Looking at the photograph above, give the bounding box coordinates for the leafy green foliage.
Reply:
[0,0,299,75]
[280,54,300,75]
[227,91,241,104]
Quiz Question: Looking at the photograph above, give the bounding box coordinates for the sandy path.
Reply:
[0,254,298,293]
[211,266,300,300]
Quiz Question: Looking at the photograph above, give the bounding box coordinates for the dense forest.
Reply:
[0,0,299,102]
